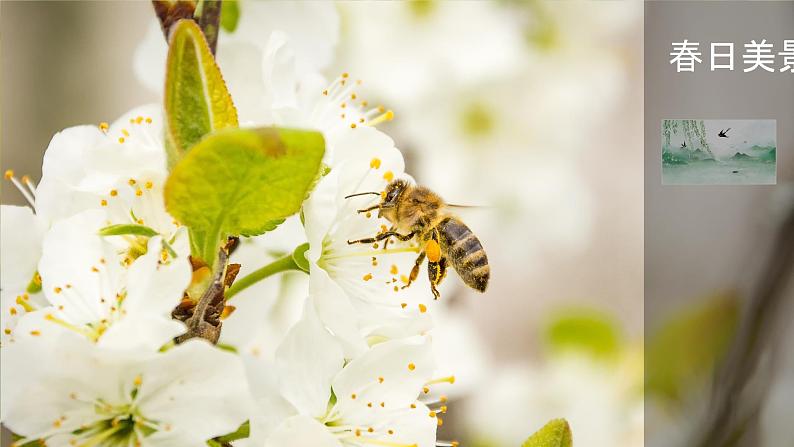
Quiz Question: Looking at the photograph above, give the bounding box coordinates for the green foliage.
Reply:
[292,242,311,273]
[543,308,622,360]
[164,127,324,265]
[646,291,739,403]
[522,419,573,447]
[98,223,159,238]
[165,19,238,166]
[220,0,240,32]
[208,421,249,446]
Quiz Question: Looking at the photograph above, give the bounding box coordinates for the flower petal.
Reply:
[137,340,253,443]
[265,415,342,447]
[275,301,344,418]
[333,336,435,413]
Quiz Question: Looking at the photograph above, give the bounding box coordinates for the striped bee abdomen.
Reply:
[438,217,489,292]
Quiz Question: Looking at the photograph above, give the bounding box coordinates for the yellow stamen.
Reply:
[4,169,14,180]
[99,122,109,132]
[383,171,394,182]
[408,363,416,371]
[366,110,394,127]
[370,158,382,169]
[15,296,34,312]
[426,375,456,385]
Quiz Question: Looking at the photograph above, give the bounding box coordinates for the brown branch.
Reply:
[196,1,222,55]
[696,204,794,446]
[152,1,196,39]
[172,238,240,344]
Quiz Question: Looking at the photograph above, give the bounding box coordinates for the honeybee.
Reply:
[346,179,489,299]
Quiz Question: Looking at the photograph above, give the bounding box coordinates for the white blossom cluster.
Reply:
[1,4,455,447]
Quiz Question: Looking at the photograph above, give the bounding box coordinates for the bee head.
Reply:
[382,179,409,207]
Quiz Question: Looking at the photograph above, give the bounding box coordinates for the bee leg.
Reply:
[427,256,447,300]
[356,204,381,214]
[347,231,415,245]
[401,252,426,289]
[382,226,396,250]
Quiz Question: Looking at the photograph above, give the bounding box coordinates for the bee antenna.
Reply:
[344,191,380,199]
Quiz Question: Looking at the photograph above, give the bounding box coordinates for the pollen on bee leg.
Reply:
[425,240,441,262]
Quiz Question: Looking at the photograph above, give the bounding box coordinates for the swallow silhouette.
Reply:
[681,141,687,148]
[718,128,731,138]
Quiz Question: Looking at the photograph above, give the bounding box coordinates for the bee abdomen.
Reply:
[439,218,489,292]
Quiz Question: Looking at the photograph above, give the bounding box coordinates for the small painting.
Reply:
[662,119,776,185]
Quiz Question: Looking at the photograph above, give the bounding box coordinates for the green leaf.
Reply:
[164,127,325,265]
[220,0,240,32]
[165,19,238,166]
[212,421,249,444]
[543,308,622,360]
[646,291,739,403]
[522,419,573,447]
[98,223,159,238]
[292,242,310,273]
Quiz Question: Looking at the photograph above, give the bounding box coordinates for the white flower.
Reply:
[337,1,526,109]
[220,216,309,361]
[302,127,434,357]
[11,210,190,351]
[0,205,47,344]
[35,104,177,241]
[1,336,251,446]
[252,304,438,447]
[134,2,339,124]
[464,356,643,447]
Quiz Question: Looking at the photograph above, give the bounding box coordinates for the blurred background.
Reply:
[1,1,646,446]
[645,2,794,446]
